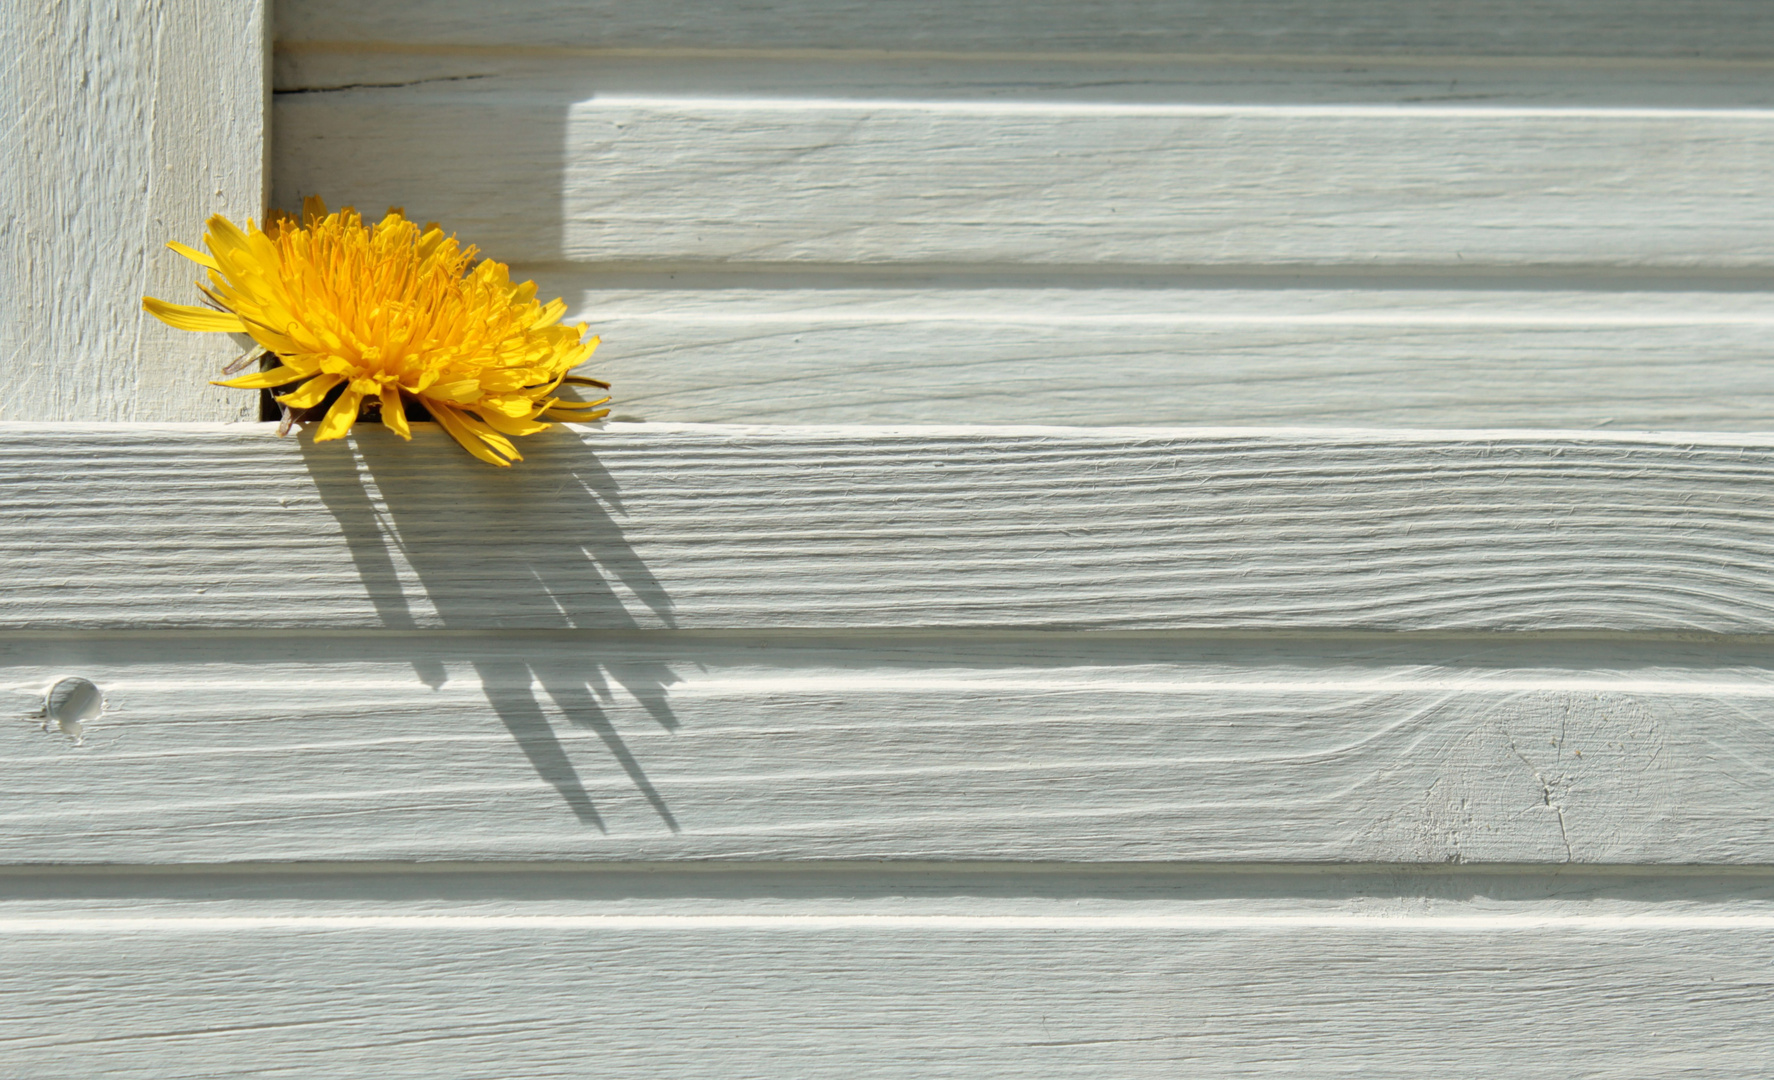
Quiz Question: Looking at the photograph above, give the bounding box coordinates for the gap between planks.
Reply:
[12,626,1774,642]
[273,42,1774,71]
[497,262,1774,288]
[307,94,1774,118]
[272,0,1774,62]
[8,914,1774,932]
[1,863,1771,919]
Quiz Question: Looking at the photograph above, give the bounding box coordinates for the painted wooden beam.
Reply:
[4,633,1774,863]
[0,0,267,422]
[5,424,1774,632]
[272,50,1774,111]
[275,0,1774,59]
[3,877,1772,1077]
[273,85,1774,269]
[548,282,1774,428]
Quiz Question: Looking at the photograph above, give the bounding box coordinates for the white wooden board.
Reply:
[14,1,1771,1070]
[7,424,1774,632]
[559,282,1774,427]
[272,84,1774,269]
[274,0,1774,59]
[272,50,1774,110]
[5,634,1774,863]
[0,0,266,423]
[4,877,1772,1078]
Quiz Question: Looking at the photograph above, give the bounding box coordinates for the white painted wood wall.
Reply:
[4,1,1774,1075]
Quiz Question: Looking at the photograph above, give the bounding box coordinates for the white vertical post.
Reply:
[0,0,268,421]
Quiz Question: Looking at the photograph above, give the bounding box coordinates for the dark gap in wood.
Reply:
[504,260,1774,293]
[0,864,1769,904]
[256,355,435,425]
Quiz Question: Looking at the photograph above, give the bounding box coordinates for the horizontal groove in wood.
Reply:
[274,43,1774,72]
[4,919,1770,1078]
[2,865,1772,906]
[7,424,1774,633]
[542,284,1774,427]
[4,632,1773,863]
[275,1,1774,60]
[504,264,1774,289]
[273,86,1774,268]
[9,627,1774,644]
[9,913,1774,931]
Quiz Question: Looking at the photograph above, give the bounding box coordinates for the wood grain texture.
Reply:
[6,424,1774,633]
[15,1,1769,1070]
[274,0,1774,59]
[0,0,266,422]
[556,281,1774,427]
[4,899,1772,1077]
[4,633,1774,863]
[272,84,1774,269]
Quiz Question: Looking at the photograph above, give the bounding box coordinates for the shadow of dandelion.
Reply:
[300,426,680,831]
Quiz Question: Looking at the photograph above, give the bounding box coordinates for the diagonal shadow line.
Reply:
[295,438,449,689]
[300,427,680,830]
[472,658,606,830]
[538,673,680,832]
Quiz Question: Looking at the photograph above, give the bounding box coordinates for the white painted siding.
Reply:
[0,0,267,422]
[270,22,1774,430]
[6,880,1774,1077]
[4,2,1773,1074]
[2,590,1771,864]
[10,425,1774,634]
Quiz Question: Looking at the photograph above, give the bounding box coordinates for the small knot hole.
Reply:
[45,677,102,739]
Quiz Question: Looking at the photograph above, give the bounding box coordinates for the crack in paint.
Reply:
[1504,724,1575,862]
[275,74,493,95]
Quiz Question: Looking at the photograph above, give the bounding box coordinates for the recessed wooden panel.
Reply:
[551,282,1774,427]
[273,86,1774,269]
[275,0,1774,59]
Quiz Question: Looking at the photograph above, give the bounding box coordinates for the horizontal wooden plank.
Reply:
[308,91,1774,267]
[6,424,1774,632]
[4,633,1774,863]
[4,875,1772,1077]
[273,85,1774,269]
[553,281,1774,426]
[272,51,1774,109]
[275,0,1774,59]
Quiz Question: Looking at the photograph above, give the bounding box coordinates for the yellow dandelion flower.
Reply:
[143,196,610,466]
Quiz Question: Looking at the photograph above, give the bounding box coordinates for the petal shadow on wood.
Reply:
[300,426,680,831]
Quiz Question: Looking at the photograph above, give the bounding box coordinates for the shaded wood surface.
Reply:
[275,0,1774,58]
[270,45,1774,430]
[275,85,1774,269]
